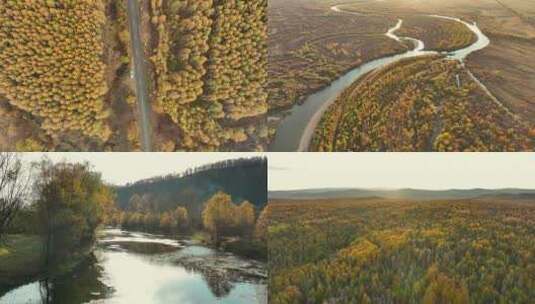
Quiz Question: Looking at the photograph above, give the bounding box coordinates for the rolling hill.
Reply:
[269,188,535,200]
[114,157,268,222]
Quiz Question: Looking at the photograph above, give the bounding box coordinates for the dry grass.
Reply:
[268,0,406,110]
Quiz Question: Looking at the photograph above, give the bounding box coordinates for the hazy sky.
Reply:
[14,152,535,190]
[268,153,535,191]
[21,153,265,185]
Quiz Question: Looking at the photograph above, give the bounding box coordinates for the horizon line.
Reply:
[269,187,535,192]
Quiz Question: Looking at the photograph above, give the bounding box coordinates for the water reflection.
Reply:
[0,229,266,304]
[180,262,233,298]
[42,255,112,303]
[1,254,111,304]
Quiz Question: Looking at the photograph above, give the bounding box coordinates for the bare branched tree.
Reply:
[0,153,31,242]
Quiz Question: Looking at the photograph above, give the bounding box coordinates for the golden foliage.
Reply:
[269,198,535,303]
[338,238,379,261]
[204,0,268,121]
[150,0,268,150]
[398,16,477,52]
[202,191,257,243]
[423,265,470,304]
[0,1,111,140]
[312,56,533,151]
[254,204,270,243]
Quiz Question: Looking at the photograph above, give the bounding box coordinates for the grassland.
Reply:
[268,0,485,112]
[312,55,534,151]
[342,0,535,127]
[268,0,406,110]
[268,197,535,303]
[270,0,535,151]
[397,16,477,52]
[467,34,535,125]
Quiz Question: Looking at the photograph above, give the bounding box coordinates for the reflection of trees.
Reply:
[180,257,266,299]
[37,253,112,303]
[181,262,233,298]
[39,281,52,304]
[112,241,177,255]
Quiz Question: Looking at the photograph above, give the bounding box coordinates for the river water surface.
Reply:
[0,228,267,304]
[269,5,490,152]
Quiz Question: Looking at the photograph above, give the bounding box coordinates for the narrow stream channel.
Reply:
[0,228,267,304]
[269,5,490,152]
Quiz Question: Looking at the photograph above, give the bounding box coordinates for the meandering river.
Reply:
[0,228,267,304]
[269,4,491,152]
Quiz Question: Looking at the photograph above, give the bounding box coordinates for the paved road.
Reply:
[127,0,152,151]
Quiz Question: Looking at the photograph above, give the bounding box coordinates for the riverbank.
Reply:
[269,6,434,151]
[269,2,527,152]
[0,234,97,295]
[267,0,478,144]
[115,228,267,261]
[1,228,267,303]
[0,235,43,291]
[311,53,533,151]
[267,0,406,111]
[220,238,267,261]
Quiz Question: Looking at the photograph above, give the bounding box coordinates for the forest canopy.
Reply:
[150,0,268,150]
[0,1,111,141]
[312,56,534,152]
[268,198,535,303]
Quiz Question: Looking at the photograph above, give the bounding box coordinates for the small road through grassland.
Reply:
[127,0,152,151]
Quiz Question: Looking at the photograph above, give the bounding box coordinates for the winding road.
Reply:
[269,4,503,152]
[127,0,152,151]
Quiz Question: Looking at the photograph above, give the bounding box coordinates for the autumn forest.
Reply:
[0,0,268,152]
[268,0,535,152]
[0,154,268,303]
[269,197,535,304]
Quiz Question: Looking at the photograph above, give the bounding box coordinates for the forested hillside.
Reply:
[150,0,268,151]
[114,157,267,221]
[269,198,535,303]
